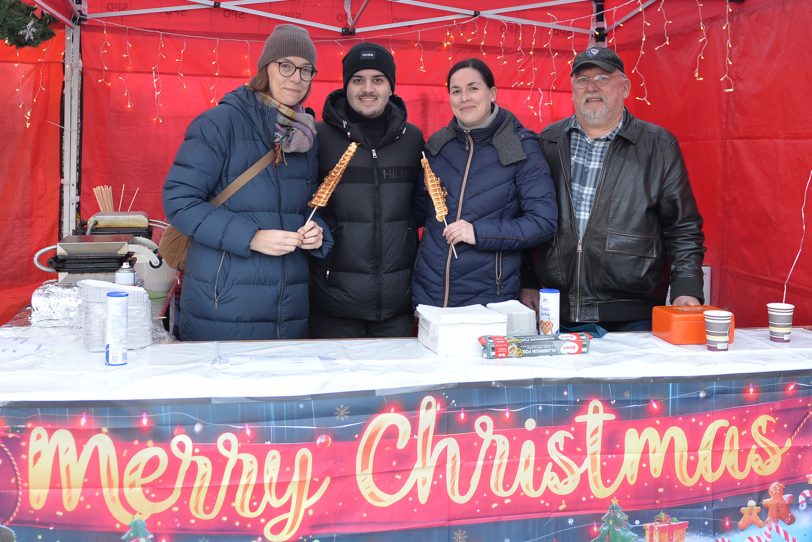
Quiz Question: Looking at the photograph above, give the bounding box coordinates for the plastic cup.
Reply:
[704,309,733,351]
[766,302,794,343]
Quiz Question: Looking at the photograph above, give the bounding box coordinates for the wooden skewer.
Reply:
[443,218,458,259]
[127,186,140,212]
[303,206,318,228]
[118,184,125,212]
[94,186,107,212]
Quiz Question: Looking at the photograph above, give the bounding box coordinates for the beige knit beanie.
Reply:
[257,24,317,71]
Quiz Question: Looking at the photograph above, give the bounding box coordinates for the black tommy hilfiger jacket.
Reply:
[310,91,424,321]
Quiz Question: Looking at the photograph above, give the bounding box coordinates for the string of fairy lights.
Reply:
[630,0,651,105]
[720,0,734,92]
[7,1,743,130]
[33,2,728,127]
[693,0,709,80]
[12,28,58,128]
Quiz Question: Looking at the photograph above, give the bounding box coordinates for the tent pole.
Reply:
[606,0,657,32]
[592,0,606,45]
[61,24,82,238]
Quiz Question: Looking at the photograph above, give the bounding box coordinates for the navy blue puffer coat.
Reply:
[412,107,557,308]
[163,86,332,340]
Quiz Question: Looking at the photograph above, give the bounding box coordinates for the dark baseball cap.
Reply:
[570,47,625,75]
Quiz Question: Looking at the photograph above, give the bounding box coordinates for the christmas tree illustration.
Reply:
[121,517,153,541]
[591,498,639,542]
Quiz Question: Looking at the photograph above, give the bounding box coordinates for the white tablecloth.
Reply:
[1,324,811,402]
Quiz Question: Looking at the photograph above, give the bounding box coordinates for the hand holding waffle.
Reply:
[298,220,323,250]
[443,219,475,246]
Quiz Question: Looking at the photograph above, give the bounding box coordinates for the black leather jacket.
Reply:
[525,110,705,323]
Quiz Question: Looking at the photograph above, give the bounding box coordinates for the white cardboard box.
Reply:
[416,304,508,357]
[486,299,538,336]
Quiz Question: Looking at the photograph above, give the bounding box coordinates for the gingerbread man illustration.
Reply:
[738,499,764,530]
[762,481,795,525]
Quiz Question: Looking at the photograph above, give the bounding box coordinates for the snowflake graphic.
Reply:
[335,404,350,420]
[568,517,574,525]
[452,528,468,542]
[18,20,37,42]
[197,538,209,542]
[623,390,631,399]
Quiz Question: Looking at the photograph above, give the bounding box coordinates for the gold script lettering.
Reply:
[27,428,329,541]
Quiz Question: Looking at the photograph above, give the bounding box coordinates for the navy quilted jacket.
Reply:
[163,86,332,340]
[412,107,557,308]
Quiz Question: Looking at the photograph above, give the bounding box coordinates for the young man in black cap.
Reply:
[309,42,424,338]
[521,47,706,332]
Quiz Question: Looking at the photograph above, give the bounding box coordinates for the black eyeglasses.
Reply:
[271,61,317,82]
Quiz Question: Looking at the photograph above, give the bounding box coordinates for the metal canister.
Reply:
[115,261,136,285]
[105,291,128,365]
[539,288,560,335]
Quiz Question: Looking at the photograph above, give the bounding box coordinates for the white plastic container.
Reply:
[539,288,560,335]
[105,292,128,365]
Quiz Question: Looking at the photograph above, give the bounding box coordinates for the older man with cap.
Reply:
[309,42,425,338]
[520,47,706,332]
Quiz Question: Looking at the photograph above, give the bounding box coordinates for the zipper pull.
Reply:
[325,269,330,281]
[577,239,582,253]
[371,149,377,159]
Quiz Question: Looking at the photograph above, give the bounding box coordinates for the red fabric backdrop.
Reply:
[0,36,63,324]
[1,0,810,327]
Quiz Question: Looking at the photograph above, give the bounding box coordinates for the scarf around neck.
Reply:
[259,93,317,164]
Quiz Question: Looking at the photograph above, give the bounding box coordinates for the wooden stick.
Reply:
[443,218,458,259]
[303,206,318,228]
[118,184,125,212]
[127,186,140,212]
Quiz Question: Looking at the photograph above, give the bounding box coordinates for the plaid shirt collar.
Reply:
[568,108,626,140]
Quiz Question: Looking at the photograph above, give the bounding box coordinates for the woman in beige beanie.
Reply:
[162,24,333,341]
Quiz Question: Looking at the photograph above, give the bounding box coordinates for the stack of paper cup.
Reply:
[766,302,794,343]
[704,309,733,351]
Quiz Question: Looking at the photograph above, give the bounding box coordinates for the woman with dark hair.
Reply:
[412,58,558,308]
[163,24,332,340]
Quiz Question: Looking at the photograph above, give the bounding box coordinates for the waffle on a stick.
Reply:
[421,153,449,222]
[308,142,359,208]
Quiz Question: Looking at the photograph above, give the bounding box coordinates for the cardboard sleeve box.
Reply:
[652,305,735,345]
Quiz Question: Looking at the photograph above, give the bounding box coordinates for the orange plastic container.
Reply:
[652,305,735,345]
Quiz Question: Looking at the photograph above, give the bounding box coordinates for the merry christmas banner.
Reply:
[1,373,811,542]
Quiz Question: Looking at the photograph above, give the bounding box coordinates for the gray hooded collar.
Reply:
[425,106,527,166]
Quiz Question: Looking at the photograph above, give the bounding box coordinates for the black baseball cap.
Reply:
[570,47,625,75]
